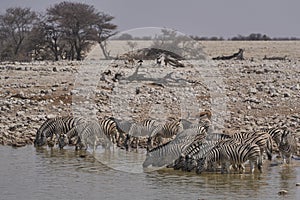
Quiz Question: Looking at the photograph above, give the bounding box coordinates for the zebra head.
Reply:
[58,133,69,149]
[34,130,47,147]
[173,154,186,170]
[196,157,207,174]
[183,155,197,172]
[143,151,153,168]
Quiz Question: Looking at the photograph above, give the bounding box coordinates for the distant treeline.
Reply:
[114,33,300,41]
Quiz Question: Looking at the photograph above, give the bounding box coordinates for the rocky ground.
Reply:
[0,41,299,156]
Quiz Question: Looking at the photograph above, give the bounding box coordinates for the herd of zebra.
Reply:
[34,112,298,174]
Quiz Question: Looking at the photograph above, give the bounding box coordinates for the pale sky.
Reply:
[1,0,300,38]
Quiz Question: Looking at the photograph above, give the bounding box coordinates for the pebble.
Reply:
[277,190,288,195]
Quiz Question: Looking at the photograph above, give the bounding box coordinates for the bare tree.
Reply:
[93,12,117,59]
[151,28,205,59]
[0,7,38,61]
[46,1,117,61]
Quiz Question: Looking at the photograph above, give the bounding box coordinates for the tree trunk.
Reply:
[99,41,111,59]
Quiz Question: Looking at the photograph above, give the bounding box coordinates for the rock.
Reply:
[277,190,288,195]
[16,111,25,117]
[248,87,257,94]
[283,92,290,97]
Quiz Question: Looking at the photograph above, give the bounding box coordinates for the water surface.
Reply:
[0,145,299,200]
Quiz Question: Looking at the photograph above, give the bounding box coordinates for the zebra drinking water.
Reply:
[143,126,208,168]
[34,116,86,147]
[196,142,262,174]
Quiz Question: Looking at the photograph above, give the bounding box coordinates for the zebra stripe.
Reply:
[152,119,183,146]
[196,144,228,174]
[99,118,120,144]
[229,131,273,161]
[264,128,282,145]
[222,142,262,173]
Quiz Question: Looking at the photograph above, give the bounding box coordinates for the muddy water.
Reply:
[0,145,299,200]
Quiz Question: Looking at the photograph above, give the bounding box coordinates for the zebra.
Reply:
[224,142,262,173]
[196,142,262,174]
[198,131,272,171]
[263,127,298,163]
[228,131,273,162]
[171,140,217,171]
[278,130,297,164]
[181,134,236,172]
[57,117,121,150]
[71,120,108,152]
[143,126,207,168]
[98,118,121,145]
[265,128,282,145]
[150,118,184,147]
[126,119,162,151]
[172,133,231,171]
[195,144,229,174]
[205,132,232,141]
[34,116,86,147]
[108,117,133,150]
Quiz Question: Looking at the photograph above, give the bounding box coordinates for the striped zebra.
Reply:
[228,131,273,162]
[151,119,184,146]
[34,116,86,147]
[126,119,162,151]
[171,140,217,171]
[181,134,235,172]
[108,117,133,150]
[70,120,108,152]
[143,126,207,168]
[57,118,121,150]
[195,144,228,174]
[263,127,298,164]
[196,142,262,174]
[99,118,121,145]
[265,128,282,145]
[279,130,297,164]
[205,133,231,141]
[174,133,231,171]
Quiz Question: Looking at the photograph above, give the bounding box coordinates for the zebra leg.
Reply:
[280,152,287,164]
[249,161,255,174]
[257,160,263,173]
[222,161,230,174]
[240,164,245,173]
[136,137,140,152]
[285,154,292,164]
